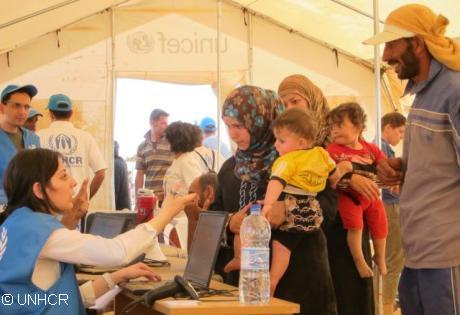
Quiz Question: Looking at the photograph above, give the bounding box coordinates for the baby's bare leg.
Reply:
[373,238,387,275]
[224,234,241,272]
[270,240,291,296]
[348,229,374,278]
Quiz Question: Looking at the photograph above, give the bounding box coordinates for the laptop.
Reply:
[122,211,228,294]
[80,211,170,274]
[88,213,127,238]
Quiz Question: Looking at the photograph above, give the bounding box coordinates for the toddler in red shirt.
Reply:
[327,102,388,278]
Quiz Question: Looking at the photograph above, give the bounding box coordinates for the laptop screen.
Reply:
[184,211,227,288]
[88,214,127,238]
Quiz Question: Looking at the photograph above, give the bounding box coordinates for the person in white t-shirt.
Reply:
[163,121,223,249]
[37,94,107,199]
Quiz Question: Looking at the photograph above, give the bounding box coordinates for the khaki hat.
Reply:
[363,23,415,45]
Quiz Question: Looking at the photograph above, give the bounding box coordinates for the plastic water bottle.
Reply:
[239,204,271,304]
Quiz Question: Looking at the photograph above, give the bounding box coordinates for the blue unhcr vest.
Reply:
[0,127,40,203]
[0,207,85,315]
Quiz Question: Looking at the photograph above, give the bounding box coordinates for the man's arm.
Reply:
[135,170,145,196]
[377,158,403,186]
[89,169,106,199]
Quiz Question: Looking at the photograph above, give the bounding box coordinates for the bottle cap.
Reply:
[138,188,154,196]
[250,204,261,214]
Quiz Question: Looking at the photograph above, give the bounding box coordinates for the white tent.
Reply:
[1,0,458,209]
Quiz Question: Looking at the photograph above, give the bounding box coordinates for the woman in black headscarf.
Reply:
[211,85,337,315]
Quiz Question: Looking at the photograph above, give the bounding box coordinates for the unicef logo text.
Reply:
[127,31,228,55]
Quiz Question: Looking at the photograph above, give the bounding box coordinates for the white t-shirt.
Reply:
[37,121,107,193]
[163,146,223,217]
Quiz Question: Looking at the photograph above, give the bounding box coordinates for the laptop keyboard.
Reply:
[122,280,205,295]
[122,280,174,295]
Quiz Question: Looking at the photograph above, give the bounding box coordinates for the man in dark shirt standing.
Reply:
[114,141,131,210]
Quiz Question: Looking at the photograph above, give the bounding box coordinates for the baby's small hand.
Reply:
[262,204,273,218]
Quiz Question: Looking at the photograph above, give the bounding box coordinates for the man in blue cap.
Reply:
[37,94,106,201]
[199,117,231,159]
[23,107,43,132]
[0,84,40,207]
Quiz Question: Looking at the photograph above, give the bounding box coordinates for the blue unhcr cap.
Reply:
[47,94,72,112]
[27,108,43,119]
[199,117,216,132]
[1,84,38,103]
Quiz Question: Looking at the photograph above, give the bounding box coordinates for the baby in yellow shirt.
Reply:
[224,108,349,296]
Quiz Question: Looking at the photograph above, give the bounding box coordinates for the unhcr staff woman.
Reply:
[0,148,195,315]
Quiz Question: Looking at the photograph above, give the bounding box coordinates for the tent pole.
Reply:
[381,73,398,112]
[108,8,116,209]
[216,0,222,166]
[330,0,385,24]
[246,9,253,84]
[372,2,382,315]
[0,0,79,29]
[373,0,382,149]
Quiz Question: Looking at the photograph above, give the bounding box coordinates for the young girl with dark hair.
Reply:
[163,121,223,249]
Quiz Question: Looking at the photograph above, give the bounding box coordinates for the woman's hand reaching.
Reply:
[61,178,89,229]
[148,193,197,233]
[161,193,197,217]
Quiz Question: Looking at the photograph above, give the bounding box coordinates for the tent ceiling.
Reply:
[1,0,458,61]
[0,0,129,54]
[231,0,460,61]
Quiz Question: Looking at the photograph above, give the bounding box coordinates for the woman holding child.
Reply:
[212,85,337,315]
[277,75,376,315]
